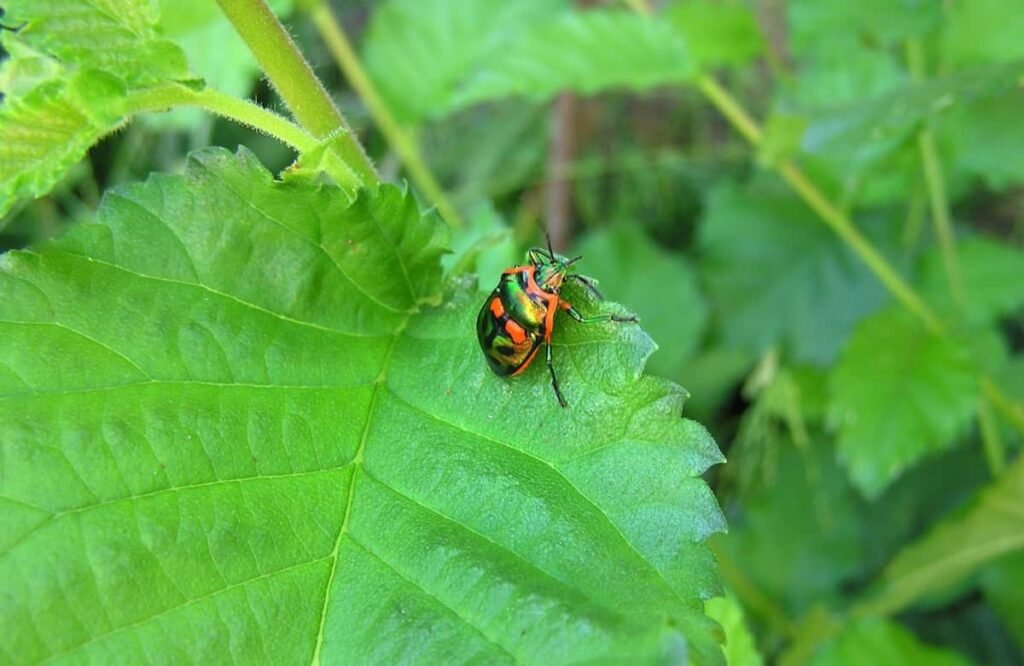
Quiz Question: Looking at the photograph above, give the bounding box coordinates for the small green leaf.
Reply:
[666,0,763,69]
[705,594,763,666]
[574,225,709,382]
[809,618,971,666]
[920,236,1024,325]
[802,62,1024,159]
[698,182,896,365]
[450,10,696,111]
[829,307,978,498]
[3,0,191,87]
[788,0,941,52]
[0,149,727,663]
[860,454,1024,616]
[362,0,560,124]
[0,71,126,216]
[943,0,1024,66]
[942,94,1024,191]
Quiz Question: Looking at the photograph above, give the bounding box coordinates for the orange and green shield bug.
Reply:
[476,235,637,407]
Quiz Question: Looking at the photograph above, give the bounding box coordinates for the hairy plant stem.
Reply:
[213,0,378,186]
[309,4,464,228]
[126,84,359,190]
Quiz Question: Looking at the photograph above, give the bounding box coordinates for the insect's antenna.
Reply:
[566,255,583,266]
[545,231,555,257]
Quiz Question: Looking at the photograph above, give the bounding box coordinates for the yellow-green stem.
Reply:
[310,4,464,228]
[214,0,377,186]
[777,163,945,333]
[981,378,1024,438]
[907,38,965,308]
[977,396,1007,476]
[126,84,360,190]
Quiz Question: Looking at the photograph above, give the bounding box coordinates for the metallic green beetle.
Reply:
[476,236,637,407]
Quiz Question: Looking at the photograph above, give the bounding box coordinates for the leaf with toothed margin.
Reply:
[0,148,727,664]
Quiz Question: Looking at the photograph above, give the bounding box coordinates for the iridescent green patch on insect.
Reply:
[476,235,637,407]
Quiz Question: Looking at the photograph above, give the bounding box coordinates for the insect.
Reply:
[476,235,637,407]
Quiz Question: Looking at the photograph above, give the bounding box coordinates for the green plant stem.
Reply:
[775,162,945,333]
[309,4,464,228]
[981,378,1024,438]
[977,396,1006,476]
[695,77,946,332]
[907,38,965,309]
[126,84,359,190]
[213,0,377,186]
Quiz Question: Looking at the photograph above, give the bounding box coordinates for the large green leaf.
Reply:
[809,618,970,666]
[574,225,709,382]
[362,0,559,125]
[698,182,896,365]
[828,308,978,498]
[860,454,1024,616]
[920,236,1024,325]
[450,10,696,111]
[0,149,726,663]
[2,0,190,88]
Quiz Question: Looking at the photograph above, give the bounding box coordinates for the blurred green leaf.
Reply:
[920,236,1024,325]
[802,62,1024,160]
[666,0,763,69]
[715,442,864,614]
[942,92,1024,191]
[441,202,516,278]
[944,0,1024,66]
[0,148,728,664]
[829,307,978,498]
[574,225,709,380]
[809,618,971,666]
[860,454,1024,616]
[450,10,696,111]
[699,182,896,365]
[758,113,809,168]
[705,593,763,666]
[981,554,1024,646]
[362,0,559,124]
[788,0,941,52]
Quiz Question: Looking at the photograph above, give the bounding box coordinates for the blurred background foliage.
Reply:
[2,0,1024,663]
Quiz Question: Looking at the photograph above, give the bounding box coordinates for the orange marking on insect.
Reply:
[489,297,505,318]
[504,319,528,344]
[558,299,573,310]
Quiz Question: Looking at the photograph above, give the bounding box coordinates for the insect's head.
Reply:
[527,233,580,293]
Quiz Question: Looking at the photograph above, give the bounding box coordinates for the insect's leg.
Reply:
[546,342,569,408]
[567,274,605,300]
[561,301,637,324]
